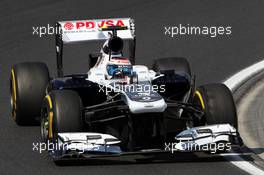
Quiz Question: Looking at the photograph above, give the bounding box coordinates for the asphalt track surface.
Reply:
[1,0,264,174]
[237,72,264,161]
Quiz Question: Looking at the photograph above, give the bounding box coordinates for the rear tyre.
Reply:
[41,90,83,142]
[10,62,49,125]
[152,57,191,99]
[193,83,237,128]
[153,57,191,76]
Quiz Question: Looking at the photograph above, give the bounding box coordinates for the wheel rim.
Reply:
[10,71,17,120]
[193,90,206,126]
[10,79,14,115]
[41,107,49,142]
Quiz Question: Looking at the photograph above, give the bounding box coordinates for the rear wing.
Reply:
[56,18,135,43]
[55,18,136,77]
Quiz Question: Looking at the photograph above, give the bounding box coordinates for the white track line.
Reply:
[224,60,264,91]
[222,153,264,175]
[222,59,264,175]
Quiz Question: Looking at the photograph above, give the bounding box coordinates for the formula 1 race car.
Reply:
[10,18,241,161]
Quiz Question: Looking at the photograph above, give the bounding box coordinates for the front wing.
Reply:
[50,124,241,161]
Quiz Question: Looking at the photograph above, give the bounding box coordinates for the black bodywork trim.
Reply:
[84,100,129,124]
[55,22,63,77]
[82,99,204,124]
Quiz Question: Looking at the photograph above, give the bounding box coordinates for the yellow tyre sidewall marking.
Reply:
[45,95,53,139]
[48,111,54,139]
[11,69,17,120]
[46,95,53,109]
[194,90,205,110]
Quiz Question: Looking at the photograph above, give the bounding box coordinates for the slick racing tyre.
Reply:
[153,57,191,76]
[10,62,50,125]
[41,90,83,142]
[193,83,238,128]
[152,57,192,99]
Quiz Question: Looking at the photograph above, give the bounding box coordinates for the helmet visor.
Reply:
[107,64,132,77]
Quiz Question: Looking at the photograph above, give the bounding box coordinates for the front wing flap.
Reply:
[173,124,241,152]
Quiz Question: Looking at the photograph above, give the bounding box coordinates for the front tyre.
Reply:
[193,83,237,128]
[41,90,83,142]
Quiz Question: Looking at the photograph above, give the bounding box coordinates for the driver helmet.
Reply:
[106,57,132,79]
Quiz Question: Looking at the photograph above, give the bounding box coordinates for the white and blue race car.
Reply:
[10,18,241,162]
